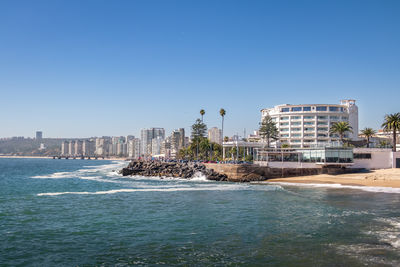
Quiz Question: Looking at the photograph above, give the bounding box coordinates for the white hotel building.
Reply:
[261,99,359,148]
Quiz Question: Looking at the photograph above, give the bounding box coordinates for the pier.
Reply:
[52,155,105,160]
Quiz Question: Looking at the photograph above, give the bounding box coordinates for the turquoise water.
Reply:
[1,158,400,266]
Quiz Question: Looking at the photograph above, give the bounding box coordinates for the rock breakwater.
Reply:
[121,160,227,181]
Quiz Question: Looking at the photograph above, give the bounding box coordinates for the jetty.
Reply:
[121,160,227,181]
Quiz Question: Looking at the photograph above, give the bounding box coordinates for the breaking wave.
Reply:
[37,184,284,196]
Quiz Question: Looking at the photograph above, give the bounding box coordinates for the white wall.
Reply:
[351,148,393,169]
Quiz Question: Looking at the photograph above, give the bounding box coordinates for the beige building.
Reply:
[208,127,222,144]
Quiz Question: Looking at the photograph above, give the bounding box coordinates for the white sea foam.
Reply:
[268,182,400,194]
[188,172,209,182]
[31,161,128,181]
[37,183,282,196]
[335,243,400,266]
[37,187,235,196]
[32,172,73,179]
[369,218,400,248]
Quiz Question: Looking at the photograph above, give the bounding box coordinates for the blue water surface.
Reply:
[1,158,400,266]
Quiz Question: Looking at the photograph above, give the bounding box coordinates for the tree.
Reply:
[224,136,229,142]
[381,113,400,152]
[200,109,205,122]
[329,121,353,144]
[191,118,207,140]
[220,108,226,159]
[378,140,390,148]
[259,115,279,148]
[191,118,207,159]
[360,128,376,148]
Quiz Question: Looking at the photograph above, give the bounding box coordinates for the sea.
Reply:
[1,158,400,266]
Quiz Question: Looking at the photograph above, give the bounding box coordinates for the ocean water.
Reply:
[1,158,400,266]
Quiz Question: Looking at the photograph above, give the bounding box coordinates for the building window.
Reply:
[291,140,301,143]
[291,116,301,120]
[329,106,339,112]
[291,122,301,126]
[354,153,372,159]
[280,122,289,126]
[316,106,327,111]
[318,122,328,125]
[280,116,289,120]
[303,106,311,111]
[341,116,349,121]
[291,107,302,112]
[304,133,314,137]
[280,134,289,138]
[304,116,314,119]
[318,116,328,120]
[330,116,339,120]
[292,133,301,137]
[304,122,314,125]
[281,108,290,112]
[291,128,301,132]
[281,128,289,132]
[318,127,328,131]
[304,127,315,131]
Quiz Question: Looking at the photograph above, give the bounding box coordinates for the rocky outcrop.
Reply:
[121,160,227,181]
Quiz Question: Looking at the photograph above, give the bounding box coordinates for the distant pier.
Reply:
[52,155,105,160]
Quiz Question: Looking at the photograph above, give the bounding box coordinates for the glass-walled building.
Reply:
[255,147,354,165]
[260,100,358,148]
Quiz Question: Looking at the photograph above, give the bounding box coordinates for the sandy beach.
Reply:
[264,168,400,188]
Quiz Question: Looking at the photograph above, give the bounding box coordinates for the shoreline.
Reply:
[0,155,127,161]
[261,168,400,188]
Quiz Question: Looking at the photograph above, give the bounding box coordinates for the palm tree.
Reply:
[220,108,226,141]
[360,128,376,148]
[329,121,353,144]
[220,108,226,159]
[381,113,400,152]
[200,109,205,122]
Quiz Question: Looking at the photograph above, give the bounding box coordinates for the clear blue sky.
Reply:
[1,0,399,138]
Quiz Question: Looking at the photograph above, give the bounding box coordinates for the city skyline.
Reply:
[1,0,400,138]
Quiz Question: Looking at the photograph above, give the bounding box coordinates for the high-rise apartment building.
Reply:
[35,131,43,140]
[68,141,75,155]
[140,128,165,156]
[260,99,359,148]
[208,127,222,144]
[128,138,141,159]
[82,140,95,156]
[61,141,69,155]
[74,140,83,156]
[171,128,185,152]
[95,137,110,156]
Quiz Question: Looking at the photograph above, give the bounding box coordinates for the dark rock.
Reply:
[121,160,227,181]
